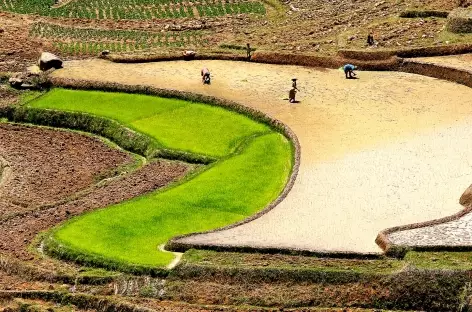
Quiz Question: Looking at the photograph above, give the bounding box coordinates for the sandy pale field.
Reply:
[416,54,472,71]
[52,59,472,253]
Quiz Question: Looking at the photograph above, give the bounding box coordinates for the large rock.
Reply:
[447,8,472,33]
[38,52,63,71]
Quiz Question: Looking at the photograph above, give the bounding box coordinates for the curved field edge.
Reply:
[0,122,149,224]
[44,132,291,274]
[45,109,291,270]
[26,81,297,271]
[0,105,214,165]
[372,59,472,256]
[32,89,271,158]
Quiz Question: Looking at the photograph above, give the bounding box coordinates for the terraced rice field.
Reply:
[29,22,208,54]
[31,89,293,268]
[0,0,265,19]
[51,59,472,255]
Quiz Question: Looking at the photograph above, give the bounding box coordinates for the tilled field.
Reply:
[0,158,193,261]
[0,118,194,271]
[0,123,133,218]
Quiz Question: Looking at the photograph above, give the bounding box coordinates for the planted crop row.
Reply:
[30,22,207,55]
[30,22,204,43]
[0,0,52,14]
[50,38,196,55]
[49,4,196,19]
[196,1,265,16]
[0,0,265,19]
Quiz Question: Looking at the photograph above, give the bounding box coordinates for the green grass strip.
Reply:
[33,89,269,157]
[30,89,293,268]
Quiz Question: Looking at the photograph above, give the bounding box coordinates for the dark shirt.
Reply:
[344,64,355,71]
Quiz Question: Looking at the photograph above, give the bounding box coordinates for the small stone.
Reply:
[8,77,22,88]
[20,83,34,89]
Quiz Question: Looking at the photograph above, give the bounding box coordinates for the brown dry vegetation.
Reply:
[0,0,470,72]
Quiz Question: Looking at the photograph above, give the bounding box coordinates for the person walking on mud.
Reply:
[246,43,252,61]
[289,77,299,103]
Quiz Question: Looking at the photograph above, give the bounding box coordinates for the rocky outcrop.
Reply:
[8,70,50,90]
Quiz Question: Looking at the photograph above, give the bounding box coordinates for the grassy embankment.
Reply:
[30,89,293,268]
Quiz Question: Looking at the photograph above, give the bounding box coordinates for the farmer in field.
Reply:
[367,33,374,46]
[343,64,357,79]
[289,77,298,103]
[201,67,211,84]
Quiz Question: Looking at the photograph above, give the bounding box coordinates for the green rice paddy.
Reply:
[31,89,293,268]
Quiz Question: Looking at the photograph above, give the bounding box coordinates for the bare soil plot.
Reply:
[52,59,472,253]
[0,159,192,261]
[0,123,133,218]
[0,122,193,264]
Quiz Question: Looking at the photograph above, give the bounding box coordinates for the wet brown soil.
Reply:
[0,88,19,107]
[0,123,133,218]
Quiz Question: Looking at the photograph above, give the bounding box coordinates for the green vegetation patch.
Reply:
[405,251,472,270]
[32,89,269,157]
[53,133,291,267]
[33,89,188,123]
[31,89,293,268]
[1,0,265,20]
[131,105,269,156]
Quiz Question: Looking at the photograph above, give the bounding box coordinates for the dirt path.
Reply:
[52,59,472,253]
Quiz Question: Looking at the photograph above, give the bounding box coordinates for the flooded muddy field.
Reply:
[53,59,472,253]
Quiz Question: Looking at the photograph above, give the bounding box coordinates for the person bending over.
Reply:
[343,64,357,79]
[201,67,211,84]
